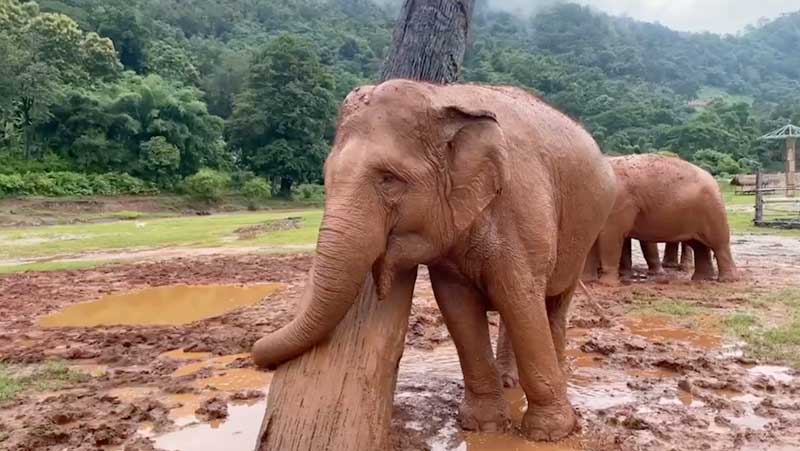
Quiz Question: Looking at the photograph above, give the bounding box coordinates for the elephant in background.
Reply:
[251,80,617,441]
[583,154,737,285]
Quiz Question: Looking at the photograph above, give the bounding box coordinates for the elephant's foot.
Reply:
[597,274,621,287]
[521,401,577,442]
[459,395,510,432]
[648,267,666,277]
[691,270,716,281]
[718,270,739,283]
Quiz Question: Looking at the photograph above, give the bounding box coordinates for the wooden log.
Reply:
[255,269,417,451]
[255,2,476,450]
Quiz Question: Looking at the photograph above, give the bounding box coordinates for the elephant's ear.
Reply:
[440,105,510,235]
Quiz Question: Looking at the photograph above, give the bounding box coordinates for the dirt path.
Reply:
[1,236,799,451]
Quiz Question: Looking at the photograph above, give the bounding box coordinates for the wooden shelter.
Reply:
[760,124,800,197]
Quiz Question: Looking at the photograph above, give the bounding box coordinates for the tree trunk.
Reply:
[381,0,476,84]
[256,2,475,450]
[278,177,293,199]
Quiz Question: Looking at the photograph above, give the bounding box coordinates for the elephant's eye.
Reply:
[378,171,406,198]
[380,173,398,185]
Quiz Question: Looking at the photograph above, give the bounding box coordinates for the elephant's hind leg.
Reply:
[713,244,738,282]
[430,266,510,433]
[546,283,577,369]
[688,240,715,281]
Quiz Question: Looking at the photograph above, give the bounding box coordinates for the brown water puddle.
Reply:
[169,353,251,378]
[624,314,721,349]
[38,283,283,327]
[192,368,272,391]
[153,399,267,451]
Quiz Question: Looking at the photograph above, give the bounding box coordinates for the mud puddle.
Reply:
[623,314,721,349]
[153,399,267,451]
[118,352,275,450]
[38,284,283,327]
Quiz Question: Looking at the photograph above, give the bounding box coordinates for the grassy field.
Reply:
[0,182,796,274]
[0,361,88,402]
[630,286,800,367]
[0,209,322,261]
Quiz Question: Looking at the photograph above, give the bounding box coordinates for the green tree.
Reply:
[228,33,337,198]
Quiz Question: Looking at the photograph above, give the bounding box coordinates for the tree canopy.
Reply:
[1,0,800,196]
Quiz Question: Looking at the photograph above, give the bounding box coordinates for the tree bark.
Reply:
[256,269,417,451]
[381,0,476,83]
[255,2,475,450]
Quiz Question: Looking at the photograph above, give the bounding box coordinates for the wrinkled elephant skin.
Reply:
[251,80,617,442]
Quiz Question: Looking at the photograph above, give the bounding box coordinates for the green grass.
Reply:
[719,182,755,206]
[649,300,702,317]
[629,290,705,317]
[0,361,88,403]
[0,260,104,275]
[725,288,800,367]
[0,210,323,260]
[0,365,23,402]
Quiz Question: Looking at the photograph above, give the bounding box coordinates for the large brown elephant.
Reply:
[583,154,737,285]
[251,80,617,441]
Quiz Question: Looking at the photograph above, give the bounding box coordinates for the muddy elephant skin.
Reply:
[251,80,617,441]
[585,154,737,284]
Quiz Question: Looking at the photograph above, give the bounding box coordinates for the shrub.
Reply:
[0,172,157,198]
[50,172,94,196]
[0,174,25,196]
[230,170,256,190]
[293,183,325,201]
[692,149,743,176]
[241,177,271,209]
[183,169,230,203]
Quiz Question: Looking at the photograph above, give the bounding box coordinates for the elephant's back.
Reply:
[444,84,602,163]
[611,154,727,242]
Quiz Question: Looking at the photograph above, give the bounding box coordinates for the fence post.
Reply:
[755,169,764,226]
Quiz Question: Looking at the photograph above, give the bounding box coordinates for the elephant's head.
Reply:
[252,80,509,368]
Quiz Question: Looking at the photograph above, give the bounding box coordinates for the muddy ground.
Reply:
[1,235,799,451]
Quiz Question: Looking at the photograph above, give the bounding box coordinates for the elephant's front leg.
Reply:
[680,242,694,271]
[490,271,576,441]
[619,238,633,280]
[430,266,510,433]
[640,241,665,276]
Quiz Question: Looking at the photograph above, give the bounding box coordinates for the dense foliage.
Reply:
[1,0,799,197]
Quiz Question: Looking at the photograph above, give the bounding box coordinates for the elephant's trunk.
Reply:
[252,205,385,369]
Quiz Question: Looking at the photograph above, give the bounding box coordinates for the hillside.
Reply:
[1,0,799,197]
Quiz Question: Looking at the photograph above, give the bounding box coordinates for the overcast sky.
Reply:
[487,0,800,34]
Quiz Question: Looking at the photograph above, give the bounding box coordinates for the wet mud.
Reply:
[1,236,799,450]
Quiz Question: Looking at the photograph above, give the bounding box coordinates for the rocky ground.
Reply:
[0,234,799,451]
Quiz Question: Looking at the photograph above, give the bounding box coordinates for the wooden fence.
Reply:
[754,170,800,229]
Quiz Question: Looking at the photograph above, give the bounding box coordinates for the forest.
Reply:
[1,0,799,198]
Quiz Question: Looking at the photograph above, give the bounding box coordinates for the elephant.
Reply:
[583,154,737,285]
[250,80,617,441]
